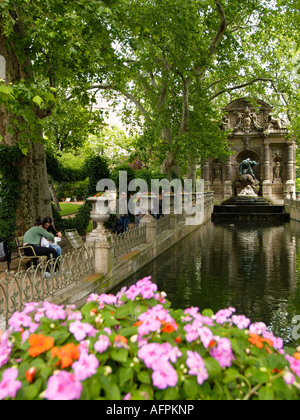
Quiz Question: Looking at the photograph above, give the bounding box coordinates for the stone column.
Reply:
[285,142,296,198]
[262,143,272,199]
[202,160,211,192]
[224,157,233,199]
[140,214,157,244]
[86,197,114,275]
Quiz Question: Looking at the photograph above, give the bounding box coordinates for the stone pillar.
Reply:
[86,196,114,275]
[140,214,157,244]
[262,143,272,199]
[286,142,296,198]
[224,158,233,199]
[89,236,114,275]
[202,160,211,192]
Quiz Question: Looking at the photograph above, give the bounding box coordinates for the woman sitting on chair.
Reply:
[41,216,63,257]
[23,218,58,267]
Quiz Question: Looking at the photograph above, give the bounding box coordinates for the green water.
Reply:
[114,220,300,347]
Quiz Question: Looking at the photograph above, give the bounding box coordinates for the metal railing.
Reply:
[0,245,95,326]
[156,215,170,235]
[113,225,147,261]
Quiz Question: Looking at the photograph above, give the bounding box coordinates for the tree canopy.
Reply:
[0,0,299,233]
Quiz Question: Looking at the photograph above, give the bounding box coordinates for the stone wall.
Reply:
[284,197,300,222]
[49,192,214,309]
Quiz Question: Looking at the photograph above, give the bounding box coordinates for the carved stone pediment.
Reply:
[222,98,287,135]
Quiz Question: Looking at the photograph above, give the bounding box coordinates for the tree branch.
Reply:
[179,76,191,135]
[209,78,273,101]
[209,0,227,56]
[90,84,152,123]
[195,0,227,77]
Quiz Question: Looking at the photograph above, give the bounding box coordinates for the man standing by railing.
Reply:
[117,192,130,232]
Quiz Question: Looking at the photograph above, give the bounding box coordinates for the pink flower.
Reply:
[0,368,22,400]
[126,285,141,301]
[151,359,178,390]
[8,312,32,332]
[87,293,100,303]
[69,321,96,342]
[98,294,117,306]
[249,322,267,336]
[23,302,40,314]
[140,283,158,300]
[232,315,251,330]
[72,353,99,381]
[284,372,295,385]
[45,371,82,401]
[184,323,199,343]
[0,332,12,368]
[138,318,161,336]
[210,338,235,368]
[34,307,46,323]
[186,351,209,386]
[286,355,300,377]
[214,308,235,324]
[198,327,214,349]
[184,307,200,318]
[43,302,66,321]
[94,335,111,354]
[138,343,168,369]
[263,331,283,351]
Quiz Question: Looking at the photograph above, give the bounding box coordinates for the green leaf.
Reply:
[259,384,274,401]
[50,329,71,345]
[204,357,222,380]
[137,370,151,385]
[114,304,130,319]
[119,367,133,386]
[202,309,214,318]
[0,84,15,99]
[111,348,128,363]
[32,95,44,107]
[107,384,121,400]
[183,377,198,399]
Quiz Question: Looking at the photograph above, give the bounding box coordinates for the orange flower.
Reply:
[248,333,274,350]
[115,335,128,345]
[51,343,80,369]
[161,323,177,334]
[114,335,129,348]
[28,334,55,357]
[248,333,264,349]
[208,340,216,349]
[175,337,181,344]
[25,367,36,384]
[133,321,143,327]
[294,353,300,361]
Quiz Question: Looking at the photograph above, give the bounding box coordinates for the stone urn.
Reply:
[87,196,114,241]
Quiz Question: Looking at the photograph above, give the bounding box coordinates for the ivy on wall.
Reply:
[0,146,23,241]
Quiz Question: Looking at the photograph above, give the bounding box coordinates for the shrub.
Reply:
[1,277,300,400]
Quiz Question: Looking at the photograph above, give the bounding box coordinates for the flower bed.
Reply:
[1,277,300,400]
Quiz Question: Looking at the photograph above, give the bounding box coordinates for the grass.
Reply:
[59,203,82,217]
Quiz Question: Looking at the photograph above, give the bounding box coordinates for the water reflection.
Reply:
[113,220,300,347]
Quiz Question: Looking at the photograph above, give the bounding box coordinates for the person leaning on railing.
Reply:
[22,218,58,268]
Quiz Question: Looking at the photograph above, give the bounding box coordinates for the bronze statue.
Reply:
[239,158,259,181]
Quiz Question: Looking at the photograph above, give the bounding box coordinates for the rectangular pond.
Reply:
[112,220,300,347]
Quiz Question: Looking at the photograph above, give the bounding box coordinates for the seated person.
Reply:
[41,216,62,257]
[23,218,58,268]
